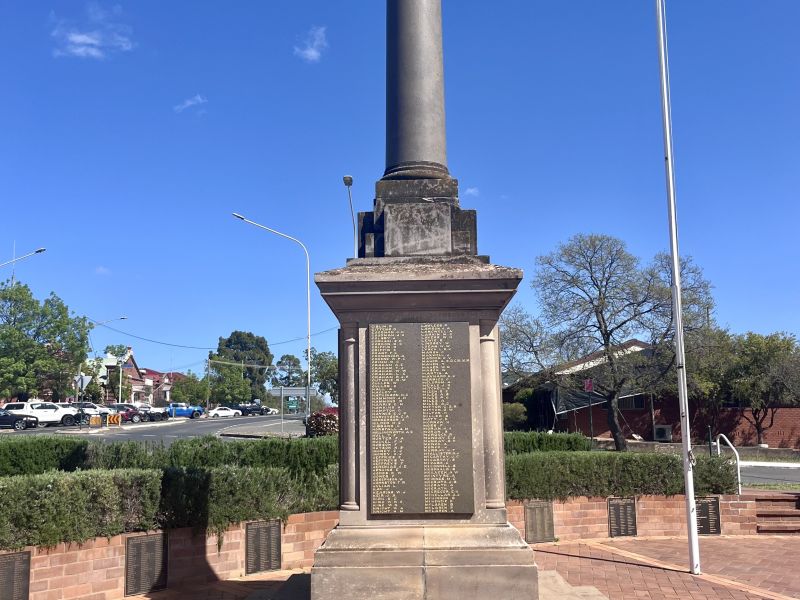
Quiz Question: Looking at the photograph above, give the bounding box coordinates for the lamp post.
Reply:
[0,247,46,269]
[232,213,312,418]
[343,176,357,257]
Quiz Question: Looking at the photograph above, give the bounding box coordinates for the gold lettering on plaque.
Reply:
[370,324,411,513]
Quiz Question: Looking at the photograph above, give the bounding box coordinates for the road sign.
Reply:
[584,379,593,393]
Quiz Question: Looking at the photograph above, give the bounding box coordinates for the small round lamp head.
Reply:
[343,175,353,187]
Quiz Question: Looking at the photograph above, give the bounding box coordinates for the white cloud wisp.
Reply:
[173,94,208,114]
[294,26,328,63]
[51,3,134,60]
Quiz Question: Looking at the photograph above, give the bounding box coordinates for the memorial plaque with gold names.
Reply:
[125,533,167,596]
[696,497,722,535]
[368,322,474,516]
[246,520,282,574]
[524,501,555,543]
[0,551,30,600]
[608,497,637,537]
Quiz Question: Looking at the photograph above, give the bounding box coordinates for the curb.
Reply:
[741,461,800,469]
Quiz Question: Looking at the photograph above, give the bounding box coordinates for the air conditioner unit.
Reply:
[654,425,673,442]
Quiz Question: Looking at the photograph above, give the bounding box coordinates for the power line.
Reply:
[87,319,339,350]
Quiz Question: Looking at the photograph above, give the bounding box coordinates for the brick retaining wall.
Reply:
[1,498,756,599]
[507,495,757,541]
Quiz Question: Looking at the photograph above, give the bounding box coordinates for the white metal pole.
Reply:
[232,213,313,419]
[655,0,701,575]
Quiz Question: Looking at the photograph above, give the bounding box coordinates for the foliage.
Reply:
[272,353,305,387]
[215,331,273,402]
[504,234,713,450]
[730,332,800,445]
[0,436,88,476]
[503,431,592,453]
[106,367,133,403]
[0,469,161,550]
[306,410,339,437]
[308,347,339,404]
[503,403,528,431]
[208,359,251,406]
[0,281,91,400]
[684,327,737,435]
[505,452,735,500]
[170,370,208,406]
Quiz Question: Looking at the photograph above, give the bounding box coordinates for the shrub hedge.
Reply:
[0,469,161,549]
[504,431,592,454]
[0,436,89,476]
[505,452,736,500]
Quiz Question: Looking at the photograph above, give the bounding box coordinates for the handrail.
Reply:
[715,434,741,495]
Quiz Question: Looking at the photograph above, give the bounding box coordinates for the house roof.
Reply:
[553,339,651,375]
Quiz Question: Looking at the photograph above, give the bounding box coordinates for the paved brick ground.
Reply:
[139,537,799,599]
[534,535,800,600]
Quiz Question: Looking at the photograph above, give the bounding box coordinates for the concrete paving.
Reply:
[140,535,800,599]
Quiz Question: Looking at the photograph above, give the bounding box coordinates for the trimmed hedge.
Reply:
[0,436,89,476]
[86,436,339,476]
[505,452,736,500]
[503,431,592,454]
[0,469,161,549]
[0,465,337,551]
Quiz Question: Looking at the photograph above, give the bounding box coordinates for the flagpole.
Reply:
[655,0,701,575]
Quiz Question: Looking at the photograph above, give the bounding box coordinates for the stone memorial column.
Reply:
[310,1,539,598]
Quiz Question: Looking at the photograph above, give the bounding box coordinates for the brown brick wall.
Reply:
[566,402,800,448]
[508,495,758,542]
[0,511,339,600]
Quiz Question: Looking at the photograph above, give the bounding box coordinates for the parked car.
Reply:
[132,403,169,421]
[262,406,279,415]
[167,402,204,419]
[106,404,144,423]
[208,406,242,418]
[4,402,79,427]
[74,402,112,416]
[0,409,38,431]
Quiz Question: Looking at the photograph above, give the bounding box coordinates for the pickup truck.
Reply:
[167,402,204,419]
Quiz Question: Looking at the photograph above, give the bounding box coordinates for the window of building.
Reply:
[618,394,646,410]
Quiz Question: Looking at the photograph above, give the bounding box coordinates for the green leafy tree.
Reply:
[208,359,250,406]
[170,371,209,406]
[503,403,528,431]
[271,354,305,387]
[730,332,799,445]
[308,347,339,404]
[215,331,273,402]
[684,327,736,436]
[511,234,713,451]
[0,281,90,400]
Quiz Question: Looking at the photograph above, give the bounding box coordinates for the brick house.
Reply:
[503,340,800,448]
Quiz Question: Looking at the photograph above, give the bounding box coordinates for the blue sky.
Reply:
[1,1,798,375]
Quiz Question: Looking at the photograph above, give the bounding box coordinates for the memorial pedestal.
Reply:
[312,257,538,600]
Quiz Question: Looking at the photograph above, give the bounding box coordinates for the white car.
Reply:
[208,406,242,418]
[4,402,79,427]
[73,402,113,416]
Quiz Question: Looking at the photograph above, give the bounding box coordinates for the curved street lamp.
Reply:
[0,247,46,269]
[232,213,312,418]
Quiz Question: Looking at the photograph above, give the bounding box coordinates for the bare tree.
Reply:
[532,234,713,450]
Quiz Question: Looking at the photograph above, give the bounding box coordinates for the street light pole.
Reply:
[0,247,46,269]
[655,0,700,575]
[343,176,357,257]
[232,213,312,418]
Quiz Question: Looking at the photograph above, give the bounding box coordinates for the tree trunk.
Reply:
[607,395,628,451]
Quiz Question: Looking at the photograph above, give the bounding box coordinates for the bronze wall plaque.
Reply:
[246,520,282,574]
[125,533,167,596]
[368,322,474,516]
[696,497,722,535]
[608,497,637,537]
[524,501,555,543]
[0,551,30,600]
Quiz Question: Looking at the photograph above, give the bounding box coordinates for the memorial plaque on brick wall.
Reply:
[246,520,282,574]
[0,551,30,600]
[524,501,555,543]
[608,497,637,537]
[368,322,474,516]
[125,533,167,596]
[696,497,722,535]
